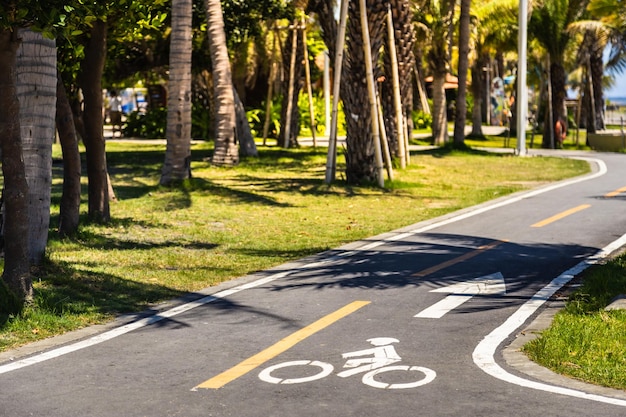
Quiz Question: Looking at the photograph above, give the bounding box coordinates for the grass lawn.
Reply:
[523,253,626,390]
[0,141,591,352]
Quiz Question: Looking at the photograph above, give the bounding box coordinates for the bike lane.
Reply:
[1,152,626,416]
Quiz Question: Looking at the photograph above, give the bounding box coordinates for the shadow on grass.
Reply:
[0,259,184,330]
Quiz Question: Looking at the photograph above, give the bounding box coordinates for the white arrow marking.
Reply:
[415,272,506,319]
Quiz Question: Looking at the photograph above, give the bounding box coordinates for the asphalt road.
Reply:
[1,150,626,417]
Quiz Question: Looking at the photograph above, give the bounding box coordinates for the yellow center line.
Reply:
[605,186,626,198]
[194,300,370,390]
[412,240,506,278]
[531,204,591,228]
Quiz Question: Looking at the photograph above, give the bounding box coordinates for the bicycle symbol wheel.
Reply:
[361,365,436,389]
[258,360,334,384]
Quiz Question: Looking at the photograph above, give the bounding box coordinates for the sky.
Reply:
[605,71,626,99]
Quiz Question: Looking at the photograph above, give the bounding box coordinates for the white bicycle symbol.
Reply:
[258,337,436,389]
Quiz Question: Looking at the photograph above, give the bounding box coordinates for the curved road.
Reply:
[1,150,626,417]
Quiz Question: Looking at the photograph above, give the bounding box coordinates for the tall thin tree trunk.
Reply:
[161,0,193,185]
[453,0,470,146]
[17,29,57,264]
[80,20,110,222]
[206,0,239,166]
[0,29,32,304]
[233,87,257,156]
[56,74,81,237]
[431,73,448,145]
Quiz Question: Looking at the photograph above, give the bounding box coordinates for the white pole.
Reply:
[516,0,528,155]
[324,0,349,184]
[359,0,385,187]
[324,51,331,136]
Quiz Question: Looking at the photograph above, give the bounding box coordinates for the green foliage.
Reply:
[298,91,326,134]
[192,103,212,140]
[412,109,433,130]
[124,108,167,139]
[523,253,626,390]
[247,97,282,138]
[0,279,22,321]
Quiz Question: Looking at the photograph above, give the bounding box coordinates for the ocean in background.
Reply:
[607,96,626,106]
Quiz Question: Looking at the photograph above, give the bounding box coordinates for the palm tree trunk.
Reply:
[56,74,81,237]
[0,29,32,304]
[453,0,471,146]
[16,29,56,265]
[206,0,239,166]
[342,0,387,184]
[161,0,193,185]
[80,19,110,222]
[431,72,448,145]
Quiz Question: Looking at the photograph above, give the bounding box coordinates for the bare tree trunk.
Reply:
[206,0,239,166]
[431,73,448,145]
[453,0,470,147]
[17,29,56,264]
[161,0,193,185]
[234,87,257,157]
[0,29,32,304]
[470,53,487,137]
[80,20,110,222]
[56,74,81,237]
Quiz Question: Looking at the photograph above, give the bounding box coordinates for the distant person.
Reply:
[555,118,567,147]
[109,91,123,138]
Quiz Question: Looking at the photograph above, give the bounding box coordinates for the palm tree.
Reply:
[0,28,31,304]
[469,0,518,137]
[414,0,455,146]
[530,0,589,148]
[381,0,416,158]
[453,0,471,146]
[16,29,57,265]
[309,0,388,184]
[206,0,239,166]
[161,0,193,184]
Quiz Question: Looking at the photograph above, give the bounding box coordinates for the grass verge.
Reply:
[0,142,589,352]
[523,253,626,390]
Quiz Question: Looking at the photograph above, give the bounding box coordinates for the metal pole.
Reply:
[516,0,528,155]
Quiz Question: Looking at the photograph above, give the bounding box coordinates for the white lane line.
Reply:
[0,272,291,375]
[0,157,608,375]
[473,232,626,407]
[355,157,607,251]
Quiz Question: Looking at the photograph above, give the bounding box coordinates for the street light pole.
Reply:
[516,0,528,155]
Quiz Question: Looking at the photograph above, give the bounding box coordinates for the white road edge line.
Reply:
[0,157,608,375]
[473,232,626,407]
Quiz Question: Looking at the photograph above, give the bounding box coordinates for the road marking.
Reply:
[412,240,505,277]
[605,186,626,197]
[0,158,607,375]
[473,232,626,408]
[415,272,506,318]
[531,204,591,228]
[193,300,370,390]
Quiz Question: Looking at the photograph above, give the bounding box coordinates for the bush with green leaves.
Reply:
[412,109,433,130]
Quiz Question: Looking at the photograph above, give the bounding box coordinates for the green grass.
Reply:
[523,253,626,390]
[0,141,590,352]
